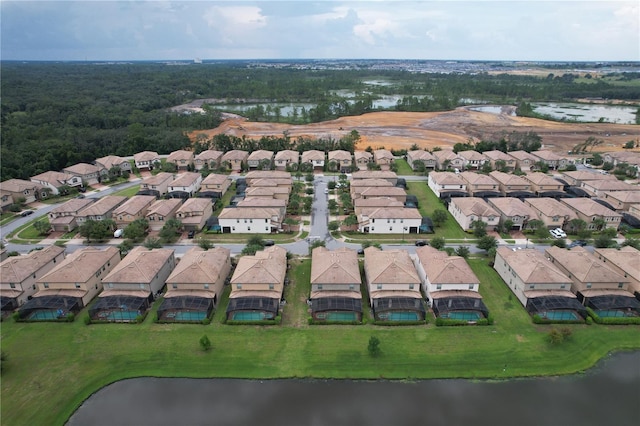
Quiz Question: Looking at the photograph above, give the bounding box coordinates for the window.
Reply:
[618,283,624,288]
[75,283,80,289]
[204,284,209,289]
[317,284,323,290]
[436,284,442,290]
[377,284,383,290]
[349,284,355,290]
[560,284,566,289]
[172,284,178,289]
[237,284,242,290]
[529,284,535,289]
[9,283,15,289]
[409,284,414,290]
[269,284,274,290]
[586,283,592,289]
[44,283,49,288]
[469,284,474,290]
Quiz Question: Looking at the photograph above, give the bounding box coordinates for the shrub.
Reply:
[585,316,593,325]
[368,336,381,357]
[199,335,212,351]
[201,317,211,325]
[12,312,20,322]
[547,328,564,344]
[66,312,75,322]
[83,315,91,325]
[135,315,144,324]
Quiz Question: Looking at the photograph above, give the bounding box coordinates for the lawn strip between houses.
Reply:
[406,181,467,239]
[0,259,638,426]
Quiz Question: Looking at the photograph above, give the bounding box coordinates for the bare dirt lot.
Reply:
[189,108,639,154]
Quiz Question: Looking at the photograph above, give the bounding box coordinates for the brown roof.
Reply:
[451,197,499,217]
[146,199,183,217]
[428,171,466,186]
[274,150,299,162]
[311,247,361,285]
[531,150,563,161]
[364,247,420,285]
[176,198,210,214]
[582,180,639,192]
[167,150,194,162]
[458,150,487,161]
[195,150,223,161]
[524,198,578,220]
[201,173,230,186]
[483,150,515,162]
[231,246,287,285]
[166,247,230,286]
[50,198,95,215]
[407,150,435,161]
[561,170,617,182]
[352,170,397,180]
[507,150,537,161]
[245,186,289,196]
[169,172,201,187]
[102,247,173,284]
[354,151,373,161]
[134,151,159,162]
[433,149,462,161]
[415,246,479,285]
[594,246,640,282]
[218,207,280,219]
[95,155,128,170]
[459,172,499,186]
[497,247,572,285]
[328,150,352,161]
[221,150,249,161]
[38,247,120,284]
[487,197,537,218]
[245,170,292,180]
[361,207,422,220]
[1,179,45,193]
[237,198,287,208]
[63,163,103,175]
[373,149,394,161]
[30,171,73,187]
[353,197,404,208]
[247,150,274,161]
[0,246,65,284]
[350,178,393,188]
[560,198,621,218]
[522,172,561,187]
[301,150,325,161]
[77,196,127,217]
[489,171,531,187]
[359,187,407,198]
[142,172,174,186]
[602,191,640,204]
[112,195,156,216]
[545,246,627,284]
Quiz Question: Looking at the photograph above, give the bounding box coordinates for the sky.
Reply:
[1,1,638,61]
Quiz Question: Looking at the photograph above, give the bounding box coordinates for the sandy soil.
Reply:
[189,108,639,154]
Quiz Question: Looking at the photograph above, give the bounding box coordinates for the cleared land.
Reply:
[190,108,639,154]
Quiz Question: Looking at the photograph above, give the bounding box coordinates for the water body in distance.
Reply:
[67,351,639,426]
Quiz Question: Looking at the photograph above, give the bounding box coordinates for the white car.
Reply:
[113,229,124,238]
[550,228,566,239]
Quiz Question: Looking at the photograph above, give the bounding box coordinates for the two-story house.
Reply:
[167,150,194,170]
[351,170,398,185]
[31,171,82,194]
[0,246,66,313]
[531,150,570,170]
[524,197,578,230]
[176,198,213,231]
[357,207,422,234]
[560,198,622,230]
[449,197,500,231]
[494,247,585,321]
[133,151,160,171]
[310,247,363,322]
[194,150,223,171]
[112,195,156,229]
[354,151,373,170]
[364,247,425,322]
[328,150,353,173]
[168,172,202,198]
[521,172,565,197]
[48,198,95,232]
[1,179,48,203]
[274,150,299,171]
[507,150,537,171]
[489,171,533,197]
[458,172,500,197]
[145,199,183,231]
[95,155,131,174]
[217,207,282,234]
[91,247,176,322]
[63,163,107,186]
[600,191,640,212]
[427,172,467,198]
[199,173,232,199]
[301,150,325,170]
[373,149,394,170]
[160,246,232,321]
[458,150,488,170]
[594,246,640,299]
[75,196,127,225]
[138,172,173,197]
[247,150,274,169]
[487,197,537,231]
[483,150,516,171]
[221,150,249,172]
[406,150,436,170]
[433,149,465,171]
[226,245,287,321]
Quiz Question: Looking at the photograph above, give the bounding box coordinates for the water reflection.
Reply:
[67,352,639,426]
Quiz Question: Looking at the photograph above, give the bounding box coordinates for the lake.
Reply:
[67,351,639,426]
[532,102,637,124]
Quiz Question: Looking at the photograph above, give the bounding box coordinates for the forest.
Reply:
[1,61,639,180]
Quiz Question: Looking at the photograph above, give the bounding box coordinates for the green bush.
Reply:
[435,318,468,326]
[11,312,20,322]
[587,307,640,325]
[372,320,426,326]
[135,315,144,324]
[532,314,584,325]
[83,315,91,325]
[585,316,593,325]
[65,313,75,322]
[201,317,211,325]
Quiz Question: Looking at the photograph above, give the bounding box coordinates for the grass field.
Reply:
[393,159,415,175]
[110,184,140,198]
[1,258,638,426]
[407,181,467,239]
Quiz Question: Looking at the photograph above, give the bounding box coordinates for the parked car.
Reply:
[550,228,567,239]
[415,240,427,246]
[264,239,275,246]
[20,210,34,217]
[568,240,587,248]
[77,186,87,193]
[113,229,124,238]
[187,230,195,239]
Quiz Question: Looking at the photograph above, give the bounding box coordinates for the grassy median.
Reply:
[1,258,638,426]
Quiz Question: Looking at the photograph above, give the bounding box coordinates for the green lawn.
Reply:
[0,212,17,226]
[393,159,415,175]
[1,257,639,426]
[111,184,141,198]
[407,181,467,239]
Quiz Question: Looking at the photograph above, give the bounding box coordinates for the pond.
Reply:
[67,351,639,426]
[532,102,637,124]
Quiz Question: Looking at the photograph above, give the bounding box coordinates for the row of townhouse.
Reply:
[407,149,573,172]
[603,151,640,177]
[449,196,623,232]
[494,245,640,321]
[216,170,293,234]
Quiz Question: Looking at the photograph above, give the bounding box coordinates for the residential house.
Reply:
[0,246,66,312]
[63,163,107,186]
[579,179,640,197]
[199,173,232,199]
[489,171,533,197]
[494,247,585,320]
[236,197,287,218]
[245,170,292,183]
[248,178,293,196]
[356,187,407,202]
[373,149,394,170]
[363,247,425,322]
[559,170,617,187]
[133,151,160,171]
[217,207,282,234]
[18,247,121,320]
[91,247,176,322]
[221,150,249,172]
[433,149,465,171]
[354,151,373,170]
[350,179,393,199]
[138,172,173,197]
[310,247,363,322]
[245,186,290,201]
[351,170,398,185]
[301,150,325,170]
[531,150,571,170]
[448,197,500,231]
[600,191,640,212]
[521,172,565,197]
[406,150,436,170]
[167,150,194,170]
[524,198,578,230]
[458,150,487,170]
[357,207,422,234]
[560,198,622,230]
[194,150,223,171]
[427,172,467,198]
[112,195,156,229]
[414,246,488,320]
[145,199,182,231]
[95,155,131,174]
[75,196,127,225]
[160,247,232,321]
[0,179,48,203]
[545,246,639,315]
[458,172,500,197]
[31,171,82,194]
[328,150,353,173]
[487,197,537,231]
[0,191,14,212]
[603,151,640,170]
[274,150,299,171]
[483,150,516,171]
[48,198,95,232]
[176,198,213,231]
[247,150,274,169]
[167,172,202,198]
[353,197,404,209]
[226,246,287,321]
[594,246,640,298]
[507,150,537,171]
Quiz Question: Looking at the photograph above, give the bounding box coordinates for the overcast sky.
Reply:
[1,1,638,61]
